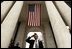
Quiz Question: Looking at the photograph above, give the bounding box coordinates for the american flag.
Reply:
[28,4,41,26]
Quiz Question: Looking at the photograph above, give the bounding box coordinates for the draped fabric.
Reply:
[28,4,41,26]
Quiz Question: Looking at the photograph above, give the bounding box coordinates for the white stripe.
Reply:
[30,12,31,26]
[33,11,35,26]
[28,11,30,26]
[34,4,36,26]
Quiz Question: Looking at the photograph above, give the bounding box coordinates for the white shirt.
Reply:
[33,39,39,48]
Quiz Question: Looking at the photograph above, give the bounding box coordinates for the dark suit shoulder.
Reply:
[26,37,35,43]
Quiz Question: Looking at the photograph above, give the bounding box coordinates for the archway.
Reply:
[25,32,44,48]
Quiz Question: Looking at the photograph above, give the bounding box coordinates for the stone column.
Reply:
[54,1,71,29]
[44,22,56,48]
[1,1,23,48]
[1,1,14,22]
[14,22,26,48]
[45,1,71,48]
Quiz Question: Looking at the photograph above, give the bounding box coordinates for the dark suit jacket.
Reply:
[26,37,43,48]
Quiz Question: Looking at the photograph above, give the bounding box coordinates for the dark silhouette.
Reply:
[9,42,20,48]
[26,33,43,48]
[13,42,20,48]
[9,40,14,48]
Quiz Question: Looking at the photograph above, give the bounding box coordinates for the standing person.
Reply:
[26,33,43,48]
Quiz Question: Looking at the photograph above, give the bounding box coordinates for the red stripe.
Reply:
[33,11,35,26]
[29,12,31,26]
[36,4,38,26]
[32,12,33,26]
[38,4,39,26]
[31,12,32,26]
[32,11,33,26]
[33,9,35,26]
[31,12,33,26]
[28,12,29,26]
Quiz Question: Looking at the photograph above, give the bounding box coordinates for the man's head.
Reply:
[34,33,38,40]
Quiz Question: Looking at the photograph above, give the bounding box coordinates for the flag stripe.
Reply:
[28,11,30,26]
[30,12,32,26]
[36,4,38,26]
[28,4,41,27]
[38,4,39,26]
[34,4,36,26]
[30,12,31,26]
[39,5,40,26]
